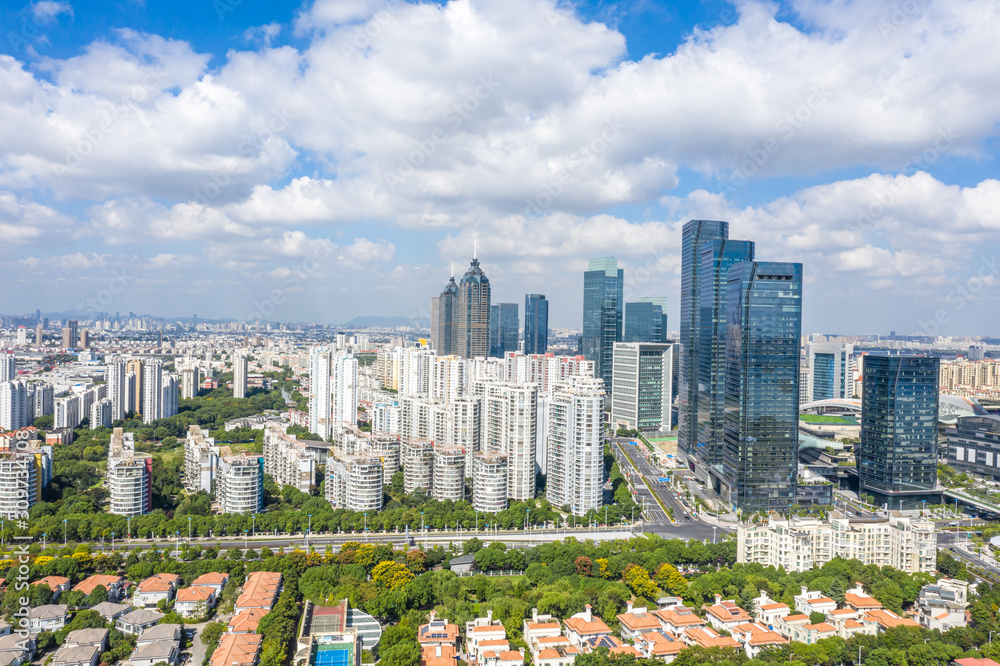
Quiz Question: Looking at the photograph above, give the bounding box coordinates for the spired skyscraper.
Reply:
[582,257,624,391]
[524,294,549,354]
[721,261,802,511]
[490,303,519,357]
[454,253,491,358]
[431,268,458,354]
[857,355,940,509]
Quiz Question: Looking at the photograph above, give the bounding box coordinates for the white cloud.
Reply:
[31,1,72,21]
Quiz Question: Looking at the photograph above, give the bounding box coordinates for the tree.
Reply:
[201,622,227,647]
[406,550,427,573]
[575,556,593,577]
[654,563,687,597]
[372,561,415,591]
[622,564,658,599]
[809,611,826,625]
[379,640,420,666]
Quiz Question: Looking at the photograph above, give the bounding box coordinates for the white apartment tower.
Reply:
[0,380,28,430]
[484,382,537,500]
[107,428,152,516]
[546,376,605,516]
[141,360,163,424]
[334,355,359,432]
[473,452,508,513]
[233,354,248,399]
[432,446,466,501]
[180,363,201,399]
[0,353,15,381]
[309,348,333,440]
[216,454,263,514]
[161,375,179,419]
[183,425,218,494]
[105,357,128,421]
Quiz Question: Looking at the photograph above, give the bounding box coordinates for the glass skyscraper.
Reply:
[696,239,755,471]
[490,303,519,358]
[582,257,623,391]
[721,261,802,511]
[806,343,855,401]
[454,256,491,358]
[678,220,729,466]
[524,294,549,354]
[431,275,458,354]
[624,298,668,343]
[857,355,940,509]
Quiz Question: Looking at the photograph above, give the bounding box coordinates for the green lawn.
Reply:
[799,414,854,424]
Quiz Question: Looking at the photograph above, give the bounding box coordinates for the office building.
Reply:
[453,253,491,359]
[180,364,200,400]
[0,353,14,381]
[545,376,605,515]
[678,220,729,466]
[233,354,248,399]
[721,261,802,511]
[90,398,112,429]
[107,428,153,516]
[141,360,163,424]
[945,415,1000,481]
[524,294,549,355]
[857,355,940,509]
[624,298,668,343]
[483,382,537,500]
[309,348,333,440]
[611,342,673,435]
[806,343,855,401]
[0,380,28,430]
[431,272,459,355]
[183,425,218,494]
[737,513,936,574]
[216,454,264,514]
[582,257,623,391]
[472,452,508,513]
[489,303,519,358]
[105,357,127,421]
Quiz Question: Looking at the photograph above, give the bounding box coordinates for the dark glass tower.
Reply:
[490,303,519,357]
[678,221,729,464]
[524,294,549,354]
[431,274,458,354]
[696,239,755,472]
[857,355,940,509]
[624,298,668,343]
[582,257,623,391]
[722,261,802,511]
[454,256,491,358]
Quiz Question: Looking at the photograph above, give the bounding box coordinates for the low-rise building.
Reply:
[234,572,282,613]
[0,634,34,666]
[26,605,68,633]
[731,622,789,658]
[50,644,99,666]
[115,609,165,635]
[917,579,971,632]
[209,634,262,666]
[175,586,218,618]
[703,596,753,633]
[417,614,460,651]
[73,575,126,602]
[750,592,790,627]
[653,605,706,636]
[466,611,506,663]
[824,609,878,639]
[64,629,109,652]
[863,609,920,632]
[843,584,884,614]
[229,608,269,635]
[133,573,180,608]
[793,588,837,617]
[634,631,684,662]
[31,576,71,599]
[681,627,740,650]
[616,606,662,643]
[90,602,130,624]
[563,607,612,646]
[190,572,230,594]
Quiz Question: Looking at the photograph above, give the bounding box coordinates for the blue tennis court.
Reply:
[313,647,351,666]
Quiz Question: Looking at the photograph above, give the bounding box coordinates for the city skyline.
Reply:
[1,0,999,335]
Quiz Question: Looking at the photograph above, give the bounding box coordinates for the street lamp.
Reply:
[64,518,68,546]
[244,529,248,550]
[127,517,131,542]
[306,514,312,547]
[111,532,115,551]
[364,513,368,542]
[188,516,192,539]
[713,526,717,544]
[421,511,425,550]
[252,514,256,538]
[42,533,47,549]
[475,511,479,533]
[1,520,4,549]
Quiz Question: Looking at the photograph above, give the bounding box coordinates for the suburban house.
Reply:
[27,605,68,633]
[417,613,460,651]
[793,588,838,617]
[703,597,754,633]
[563,607,612,646]
[133,573,181,609]
[0,634,35,666]
[49,645,99,666]
[234,572,282,613]
[653,605,707,635]
[208,634,262,666]
[617,607,663,643]
[466,611,507,659]
[916,579,971,632]
[634,631,684,662]
[843,585,884,614]
[730,622,789,658]
[229,608,270,634]
[64,630,109,652]
[863,609,920,631]
[174,586,218,618]
[680,627,740,650]
[73,575,126,603]
[31,576,71,599]
[190,572,230,593]
[116,609,165,636]
[750,592,790,627]
[90,602,130,624]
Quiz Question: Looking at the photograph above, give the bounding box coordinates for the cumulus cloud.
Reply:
[31,1,72,22]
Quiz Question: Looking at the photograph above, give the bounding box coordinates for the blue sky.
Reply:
[1,0,999,334]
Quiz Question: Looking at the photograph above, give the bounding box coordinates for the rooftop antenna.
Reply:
[450,262,454,278]
[474,232,478,260]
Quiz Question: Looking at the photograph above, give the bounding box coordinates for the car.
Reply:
[685,516,692,520]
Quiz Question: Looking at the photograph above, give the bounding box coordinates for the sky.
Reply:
[1,0,999,335]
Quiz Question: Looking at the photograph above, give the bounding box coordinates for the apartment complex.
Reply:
[263,424,320,493]
[737,513,936,574]
[216,453,264,514]
[107,428,153,516]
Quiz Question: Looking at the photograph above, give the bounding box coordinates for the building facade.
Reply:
[545,376,605,515]
[216,454,264,514]
[489,303,519,358]
[453,256,491,359]
[107,428,152,516]
[233,354,248,399]
[611,342,673,435]
[623,298,668,343]
[945,415,1000,480]
[806,343,855,401]
[582,257,623,392]
[484,382,537,500]
[524,294,548,355]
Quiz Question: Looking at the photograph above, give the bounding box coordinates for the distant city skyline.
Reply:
[1,1,999,335]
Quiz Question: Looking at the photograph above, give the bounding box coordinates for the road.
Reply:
[611,439,729,543]
[938,531,1000,581]
[184,622,210,666]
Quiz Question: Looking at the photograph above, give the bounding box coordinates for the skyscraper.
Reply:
[126,359,144,416]
[582,257,623,391]
[0,380,28,430]
[431,272,459,355]
[857,355,940,509]
[721,261,802,512]
[489,303,519,358]
[678,220,729,468]
[546,376,605,515]
[611,342,673,435]
[309,348,333,440]
[524,294,549,354]
[453,253,491,359]
[106,357,127,421]
[0,353,14,382]
[333,355,358,431]
[141,360,163,425]
[34,324,43,347]
[624,298,668,342]
[806,343,855,401]
[483,382,537,500]
[233,353,248,398]
[180,363,201,399]
[696,239,755,471]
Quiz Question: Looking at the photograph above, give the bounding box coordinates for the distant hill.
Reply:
[340,315,429,330]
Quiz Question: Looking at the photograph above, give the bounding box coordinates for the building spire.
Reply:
[450,262,454,278]
[474,232,478,260]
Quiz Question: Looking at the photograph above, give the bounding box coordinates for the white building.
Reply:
[333,355,359,432]
[161,375,178,419]
[432,446,466,501]
[34,383,54,418]
[0,353,14,381]
[262,424,318,493]
[309,348,333,440]
[232,354,248,399]
[107,428,152,516]
[738,513,937,574]
[402,438,434,494]
[916,578,971,631]
[545,376,605,516]
[216,454,263,514]
[105,357,127,421]
[142,360,163,424]
[806,343,855,401]
[180,364,200,400]
[473,452,508,513]
[90,398,112,429]
[326,448,384,512]
[610,342,673,435]
[483,382,537,501]
[0,444,52,519]
[183,425,218,494]
[0,380,28,430]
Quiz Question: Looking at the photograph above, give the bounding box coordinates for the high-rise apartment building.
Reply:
[61,320,78,349]
[857,355,940,509]
[678,220,729,467]
[141,360,163,424]
[183,425,218,494]
[623,298,668,343]
[582,257,623,391]
[179,364,200,400]
[721,261,802,511]
[309,348,333,440]
[34,324,43,347]
[232,354,248,399]
[806,343,855,401]
[431,273,459,355]
[489,303,519,358]
[696,238,755,471]
[524,294,549,355]
[126,359,144,416]
[107,428,153,516]
[546,376,605,516]
[34,383,54,418]
[106,357,127,421]
[0,353,14,381]
[161,375,179,419]
[326,449,384,512]
[0,380,28,430]
[453,255,491,359]
[0,442,52,519]
[90,398,112,429]
[333,355,358,432]
[216,453,264,514]
[472,452,508,513]
[611,342,673,435]
[484,382,537,500]
[432,446,466,501]
[263,424,319,493]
